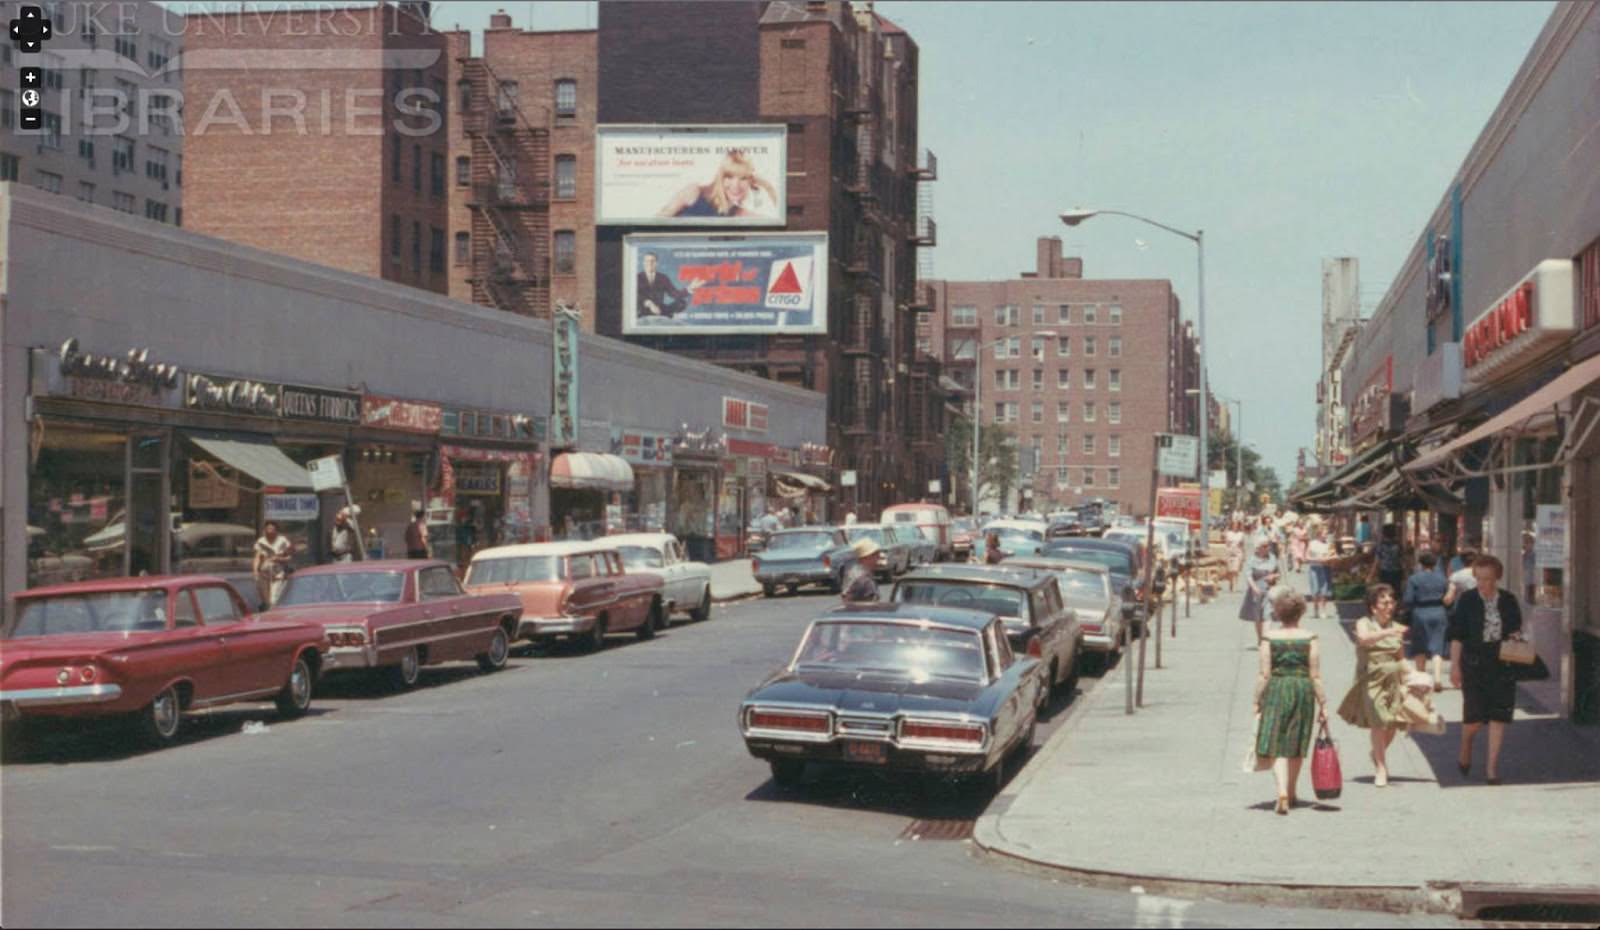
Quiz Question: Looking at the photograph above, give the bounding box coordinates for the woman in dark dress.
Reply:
[1448,555,1523,785]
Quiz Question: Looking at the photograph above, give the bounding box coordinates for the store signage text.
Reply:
[551,310,581,447]
[722,397,769,433]
[614,429,674,467]
[1464,260,1576,384]
[66,376,163,407]
[362,395,443,434]
[454,464,502,495]
[281,384,361,424]
[443,409,543,442]
[58,338,180,390]
[188,373,281,416]
[264,494,320,522]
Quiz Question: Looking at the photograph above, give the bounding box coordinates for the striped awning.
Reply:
[551,452,635,492]
[187,435,313,490]
[773,470,830,493]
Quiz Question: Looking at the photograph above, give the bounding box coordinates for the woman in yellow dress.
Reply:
[1338,584,1435,786]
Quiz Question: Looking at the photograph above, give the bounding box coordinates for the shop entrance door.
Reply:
[127,433,169,577]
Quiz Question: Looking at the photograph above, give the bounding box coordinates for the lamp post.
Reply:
[1196,390,1243,515]
[1063,208,1210,547]
[971,330,1056,517]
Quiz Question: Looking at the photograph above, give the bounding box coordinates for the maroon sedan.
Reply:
[1,576,326,749]
[260,561,523,690]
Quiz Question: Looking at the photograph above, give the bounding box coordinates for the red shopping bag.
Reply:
[1311,720,1342,801]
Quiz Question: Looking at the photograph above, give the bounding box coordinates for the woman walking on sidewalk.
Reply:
[1225,520,1247,593]
[1449,555,1523,785]
[1305,526,1334,619]
[1337,584,1431,787]
[1403,552,1451,691]
[1253,591,1328,814]
[1239,538,1280,644]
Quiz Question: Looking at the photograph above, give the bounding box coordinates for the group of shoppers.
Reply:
[251,506,432,609]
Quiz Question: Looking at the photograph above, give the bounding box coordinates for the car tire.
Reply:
[137,685,183,747]
[770,759,806,787]
[476,626,510,673]
[689,588,712,622]
[762,583,777,598]
[637,603,659,641]
[273,655,315,719]
[985,751,1008,795]
[585,616,608,653]
[827,573,842,595]
[786,584,800,597]
[385,647,421,691]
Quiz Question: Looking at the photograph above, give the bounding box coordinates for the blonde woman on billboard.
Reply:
[658,149,778,219]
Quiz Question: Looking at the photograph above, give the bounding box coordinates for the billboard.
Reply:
[596,125,786,226]
[622,233,829,335]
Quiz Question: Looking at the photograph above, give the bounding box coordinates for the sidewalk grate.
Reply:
[899,818,975,842]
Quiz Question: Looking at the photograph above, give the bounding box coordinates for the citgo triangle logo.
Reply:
[764,256,814,312]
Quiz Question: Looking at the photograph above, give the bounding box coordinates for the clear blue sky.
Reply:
[174,1,1558,482]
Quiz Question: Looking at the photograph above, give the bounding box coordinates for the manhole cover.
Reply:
[899,818,974,841]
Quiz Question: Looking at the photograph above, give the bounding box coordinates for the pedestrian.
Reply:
[1224,519,1247,593]
[1304,525,1334,619]
[1337,584,1428,788]
[1240,537,1280,644]
[1449,555,1524,785]
[1368,523,1406,595]
[1403,551,1450,691]
[330,508,357,563]
[1442,539,1480,610]
[252,521,293,607]
[984,530,1005,565]
[405,507,432,560]
[845,511,858,526]
[1289,519,1309,574]
[1447,537,1480,576]
[1356,514,1373,546]
[1252,590,1328,815]
[842,538,882,603]
[1521,531,1538,603]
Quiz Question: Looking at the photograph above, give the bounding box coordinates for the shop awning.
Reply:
[551,452,635,492]
[1289,440,1397,513]
[1405,353,1600,480]
[773,470,830,493]
[187,435,313,490]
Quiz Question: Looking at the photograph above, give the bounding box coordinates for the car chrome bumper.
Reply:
[1081,632,1118,652]
[754,570,831,585]
[321,645,378,671]
[0,684,125,709]
[520,616,596,639]
[743,738,990,773]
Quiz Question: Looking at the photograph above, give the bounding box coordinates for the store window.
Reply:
[670,467,718,562]
[26,421,131,587]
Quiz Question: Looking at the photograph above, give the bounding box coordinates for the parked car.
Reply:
[1040,538,1149,631]
[738,603,1045,792]
[844,525,910,580]
[903,524,940,567]
[1046,517,1086,539]
[465,542,665,652]
[1005,558,1124,670]
[606,532,712,624]
[752,528,859,597]
[950,517,979,561]
[1100,526,1153,564]
[891,564,1082,698]
[2,575,325,749]
[265,560,522,688]
[973,519,1048,562]
[882,503,954,561]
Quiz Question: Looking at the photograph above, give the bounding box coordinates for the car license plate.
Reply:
[843,740,887,764]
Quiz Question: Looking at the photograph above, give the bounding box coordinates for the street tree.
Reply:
[946,415,1021,512]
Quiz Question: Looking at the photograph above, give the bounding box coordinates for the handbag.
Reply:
[1499,637,1537,666]
[1505,654,1551,682]
[1241,713,1271,773]
[1310,720,1342,801]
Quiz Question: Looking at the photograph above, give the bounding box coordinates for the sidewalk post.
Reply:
[1184,563,1191,619]
[1134,436,1162,715]
[1155,582,1163,669]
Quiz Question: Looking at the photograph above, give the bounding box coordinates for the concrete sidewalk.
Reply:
[975,585,1600,913]
[709,558,761,602]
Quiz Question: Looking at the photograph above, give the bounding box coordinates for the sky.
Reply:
[168,1,1559,482]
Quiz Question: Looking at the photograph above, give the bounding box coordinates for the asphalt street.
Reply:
[2,591,1463,928]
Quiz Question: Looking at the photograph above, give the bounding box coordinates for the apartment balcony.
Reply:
[910,148,937,182]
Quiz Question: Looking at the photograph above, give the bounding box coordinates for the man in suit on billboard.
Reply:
[637,252,702,319]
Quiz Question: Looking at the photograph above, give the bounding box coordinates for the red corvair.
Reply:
[1,576,326,749]
[259,561,523,690]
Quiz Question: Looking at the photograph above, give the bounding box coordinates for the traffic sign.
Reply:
[1156,434,1199,478]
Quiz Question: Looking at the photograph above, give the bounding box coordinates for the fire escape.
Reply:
[460,58,552,318]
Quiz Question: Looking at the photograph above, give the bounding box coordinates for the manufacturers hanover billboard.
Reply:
[596,125,786,227]
[622,233,829,336]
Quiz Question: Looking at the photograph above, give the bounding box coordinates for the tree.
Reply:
[946,414,1020,513]
[1209,429,1284,510]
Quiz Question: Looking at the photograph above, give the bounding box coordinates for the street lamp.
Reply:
[1195,389,1243,514]
[971,330,1057,517]
[1062,207,1211,546]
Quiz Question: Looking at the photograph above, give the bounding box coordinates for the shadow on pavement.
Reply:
[1,705,333,766]
[314,662,522,699]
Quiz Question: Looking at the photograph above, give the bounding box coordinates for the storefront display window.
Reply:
[717,480,743,561]
[628,469,670,533]
[1517,436,1564,607]
[670,467,717,562]
[173,438,260,584]
[26,420,129,587]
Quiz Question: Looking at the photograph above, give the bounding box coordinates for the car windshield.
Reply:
[794,621,986,681]
[276,571,407,605]
[1057,570,1109,601]
[466,556,563,585]
[952,519,976,533]
[893,580,1029,621]
[615,546,665,570]
[994,527,1044,542]
[9,591,170,637]
[844,527,884,544]
[768,531,834,551]
[1042,546,1133,575]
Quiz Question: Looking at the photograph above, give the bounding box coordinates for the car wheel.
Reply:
[585,616,608,653]
[689,587,712,622]
[762,583,776,598]
[1043,662,1059,705]
[985,751,1008,795]
[385,646,421,690]
[827,573,842,595]
[786,584,800,597]
[476,626,510,673]
[274,655,315,719]
[770,759,806,787]
[137,685,183,747]
[637,603,659,641]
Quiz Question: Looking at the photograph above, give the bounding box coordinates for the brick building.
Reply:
[443,11,597,325]
[181,2,451,294]
[927,237,1196,516]
[594,0,944,515]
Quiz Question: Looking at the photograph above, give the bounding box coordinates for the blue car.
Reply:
[753,527,860,597]
[972,521,1048,563]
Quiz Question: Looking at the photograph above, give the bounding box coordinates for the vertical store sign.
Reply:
[551,308,581,447]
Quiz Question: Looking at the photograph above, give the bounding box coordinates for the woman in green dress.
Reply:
[1253,589,1328,815]
[1337,584,1429,787]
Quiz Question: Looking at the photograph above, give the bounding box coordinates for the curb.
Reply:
[711,590,763,605]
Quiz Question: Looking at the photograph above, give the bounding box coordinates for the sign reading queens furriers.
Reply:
[596,125,786,227]
[623,233,829,335]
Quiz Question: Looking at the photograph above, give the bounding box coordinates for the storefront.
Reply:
[435,405,545,567]
[613,427,674,533]
[550,451,634,539]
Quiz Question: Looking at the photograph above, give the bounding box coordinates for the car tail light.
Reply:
[748,710,829,734]
[901,721,984,744]
[1026,637,1043,658]
[79,666,97,683]
[822,555,831,570]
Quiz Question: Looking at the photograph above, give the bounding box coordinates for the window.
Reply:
[1108,468,1121,488]
[148,38,171,76]
[1057,401,1070,423]
[1033,304,1046,325]
[995,305,1019,327]
[995,402,1006,422]
[1056,466,1070,486]
[1083,434,1096,454]
[83,17,97,48]
[1057,336,1070,357]
[1085,335,1097,357]
[994,369,1018,391]
[458,80,473,113]
[1031,369,1043,391]
[194,587,241,624]
[1007,402,1019,423]
[42,52,64,90]
[412,144,422,192]
[1083,304,1098,324]
[1057,304,1072,324]
[391,138,402,183]
[112,135,134,172]
[1108,435,1122,458]
[113,191,136,213]
[420,567,463,599]
[430,152,445,197]
[1109,304,1123,325]
[41,111,62,150]
[1031,337,1046,360]
[555,155,577,199]
[78,138,94,165]
[77,181,95,203]
[36,171,62,194]
[390,215,402,261]
[1109,402,1122,424]
[1006,336,1021,358]
[0,154,16,182]
[1109,369,1121,392]
[1109,335,1122,358]
[1057,369,1070,389]
[411,221,422,272]
[175,208,182,227]
[115,34,138,62]
[952,305,977,326]
[1057,435,1068,456]
[454,231,470,265]
[555,79,577,117]
[1083,401,1096,423]
[949,337,975,360]
[554,230,576,274]
[1084,369,1096,390]
[1032,401,1043,424]
[0,90,11,130]
[173,591,199,628]
[496,80,519,115]
[146,146,169,185]
[1083,468,1096,488]
[429,227,445,273]
[114,77,137,118]
[144,200,168,222]
[456,156,470,186]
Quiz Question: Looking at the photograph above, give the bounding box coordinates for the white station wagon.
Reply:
[605,532,714,624]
